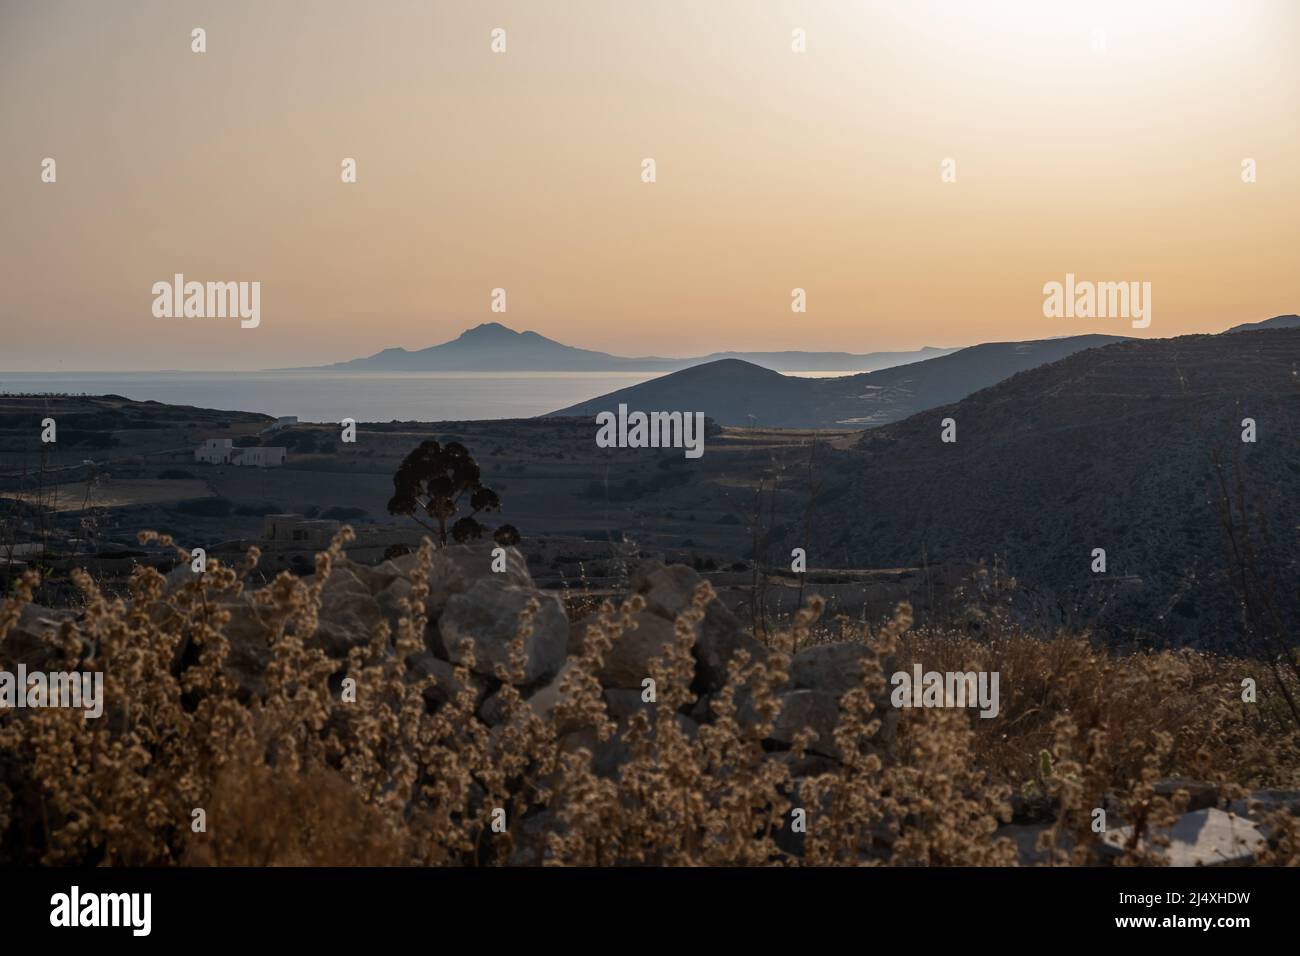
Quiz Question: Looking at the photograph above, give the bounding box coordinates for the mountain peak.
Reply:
[459,321,522,339]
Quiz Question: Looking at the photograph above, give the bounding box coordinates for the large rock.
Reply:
[439,578,567,684]
[163,562,200,595]
[375,577,416,637]
[213,596,275,699]
[996,823,1075,866]
[598,611,678,689]
[311,566,384,656]
[768,689,844,759]
[558,713,698,779]
[483,660,591,734]
[1101,807,1265,866]
[791,643,878,696]
[720,682,895,762]
[632,562,708,620]
[1152,778,1219,812]
[422,544,533,610]
[630,560,767,692]
[785,642,897,759]
[603,688,654,722]
[568,616,595,657]
[1228,788,1300,821]
[339,557,405,596]
[0,604,79,668]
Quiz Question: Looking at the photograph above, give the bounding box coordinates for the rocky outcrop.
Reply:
[440,579,568,684]
[152,546,903,786]
[629,560,767,692]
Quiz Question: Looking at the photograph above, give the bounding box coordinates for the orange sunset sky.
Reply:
[2,0,1298,371]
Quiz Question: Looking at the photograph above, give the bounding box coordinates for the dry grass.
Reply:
[1,530,1296,866]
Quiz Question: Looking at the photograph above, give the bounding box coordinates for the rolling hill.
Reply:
[304,322,952,374]
[802,328,1300,646]
[1225,313,1300,333]
[547,334,1129,429]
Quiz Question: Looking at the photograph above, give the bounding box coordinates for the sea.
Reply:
[0,369,854,422]
[0,370,663,422]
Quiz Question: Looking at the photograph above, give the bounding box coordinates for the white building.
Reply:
[235,446,287,467]
[194,438,286,467]
[195,438,235,464]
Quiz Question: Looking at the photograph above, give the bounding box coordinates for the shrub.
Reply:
[0,533,1294,867]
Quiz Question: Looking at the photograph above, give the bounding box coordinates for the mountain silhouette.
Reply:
[307,322,952,374]
[803,327,1300,646]
[547,334,1129,428]
[1225,313,1300,334]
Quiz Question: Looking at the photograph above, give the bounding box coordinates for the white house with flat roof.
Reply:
[195,438,235,464]
[235,446,286,467]
[194,438,286,467]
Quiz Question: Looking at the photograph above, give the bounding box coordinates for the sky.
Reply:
[1,0,1298,371]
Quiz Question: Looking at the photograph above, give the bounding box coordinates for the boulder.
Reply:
[720,681,895,761]
[439,578,567,684]
[996,823,1075,866]
[598,611,677,689]
[483,660,592,734]
[558,713,698,779]
[426,544,532,608]
[786,642,897,759]
[630,560,767,692]
[375,577,416,637]
[311,566,384,656]
[769,751,841,779]
[340,557,405,596]
[603,687,654,722]
[213,596,274,699]
[405,545,536,656]
[791,643,878,696]
[767,688,844,759]
[1101,807,1265,866]
[163,562,200,595]
[567,616,595,657]
[631,561,703,620]
[0,604,79,668]
[1152,778,1219,812]
[1228,788,1300,820]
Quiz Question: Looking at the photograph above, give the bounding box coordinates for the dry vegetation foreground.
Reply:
[1,530,1297,867]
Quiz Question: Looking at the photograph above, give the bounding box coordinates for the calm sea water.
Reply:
[0,370,669,422]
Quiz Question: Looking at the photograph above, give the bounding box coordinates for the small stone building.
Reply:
[262,514,342,549]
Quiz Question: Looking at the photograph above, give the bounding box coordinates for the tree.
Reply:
[387,440,517,547]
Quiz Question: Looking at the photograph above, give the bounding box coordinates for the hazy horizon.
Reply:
[3,0,1298,371]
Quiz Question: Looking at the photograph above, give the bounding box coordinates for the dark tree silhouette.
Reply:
[387,440,516,546]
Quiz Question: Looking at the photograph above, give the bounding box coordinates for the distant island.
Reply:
[294,321,956,374]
